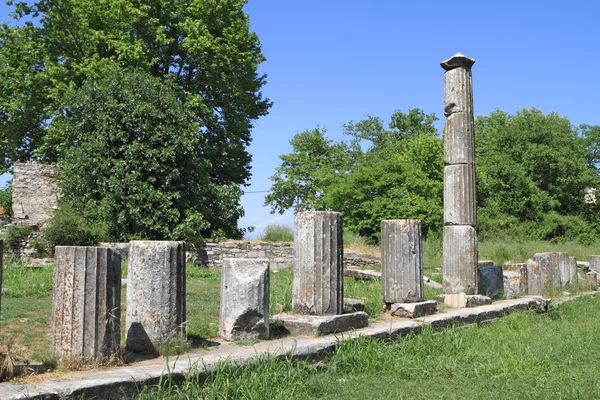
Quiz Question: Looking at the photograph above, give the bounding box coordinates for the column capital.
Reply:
[441,53,475,71]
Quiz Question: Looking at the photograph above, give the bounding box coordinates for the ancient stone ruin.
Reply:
[126,241,186,352]
[51,246,121,358]
[11,162,58,227]
[441,53,478,297]
[219,258,270,341]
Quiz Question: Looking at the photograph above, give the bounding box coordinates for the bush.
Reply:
[43,203,108,249]
[3,225,32,250]
[261,223,293,242]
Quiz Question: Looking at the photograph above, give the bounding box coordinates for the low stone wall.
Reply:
[100,241,381,270]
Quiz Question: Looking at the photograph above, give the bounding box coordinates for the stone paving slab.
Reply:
[1,293,596,400]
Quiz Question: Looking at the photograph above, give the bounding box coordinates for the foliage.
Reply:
[43,202,107,248]
[268,107,600,243]
[260,223,293,242]
[266,109,442,243]
[0,183,12,216]
[3,224,32,250]
[50,64,244,242]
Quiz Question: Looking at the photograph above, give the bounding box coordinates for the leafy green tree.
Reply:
[1,0,270,191]
[266,109,443,242]
[0,182,11,216]
[53,64,244,243]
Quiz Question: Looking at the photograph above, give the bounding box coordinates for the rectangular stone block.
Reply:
[444,292,467,308]
[569,256,578,284]
[220,258,270,341]
[443,66,473,117]
[292,212,343,315]
[443,225,478,294]
[444,164,476,226]
[503,271,522,299]
[126,241,186,353]
[273,312,368,336]
[526,259,543,295]
[51,246,121,359]
[586,271,598,289]
[444,112,474,165]
[533,252,561,288]
[389,300,437,318]
[381,219,423,304]
[589,255,600,272]
[504,262,528,295]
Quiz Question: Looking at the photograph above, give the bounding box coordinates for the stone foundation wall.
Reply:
[12,162,59,227]
[100,241,380,270]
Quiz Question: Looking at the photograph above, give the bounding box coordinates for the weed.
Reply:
[260,223,293,242]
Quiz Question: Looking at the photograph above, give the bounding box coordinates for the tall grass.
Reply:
[260,223,293,242]
[1,258,54,298]
[135,295,600,399]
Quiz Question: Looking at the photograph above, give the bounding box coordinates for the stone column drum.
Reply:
[533,252,561,288]
[292,211,343,315]
[589,255,600,273]
[220,258,270,341]
[51,246,121,358]
[126,241,186,352]
[441,53,478,295]
[381,220,423,304]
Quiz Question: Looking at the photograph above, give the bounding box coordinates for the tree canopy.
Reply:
[1,0,271,240]
[267,107,600,243]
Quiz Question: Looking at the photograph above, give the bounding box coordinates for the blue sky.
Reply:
[2,1,599,238]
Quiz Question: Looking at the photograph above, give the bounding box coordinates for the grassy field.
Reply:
[1,236,598,372]
[135,295,600,399]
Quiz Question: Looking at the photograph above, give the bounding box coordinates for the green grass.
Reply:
[1,258,54,298]
[260,223,293,242]
[134,295,600,399]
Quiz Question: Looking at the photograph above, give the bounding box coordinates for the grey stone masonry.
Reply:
[381,220,423,304]
[504,262,528,296]
[126,241,186,353]
[533,252,572,288]
[51,247,121,359]
[526,259,543,295]
[444,164,476,226]
[197,241,294,270]
[589,255,600,272]
[220,258,270,341]
[441,53,477,296]
[443,225,478,294]
[569,256,578,284]
[12,162,59,227]
[292,211,344,315]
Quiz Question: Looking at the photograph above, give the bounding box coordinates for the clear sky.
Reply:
[2,1,599,238]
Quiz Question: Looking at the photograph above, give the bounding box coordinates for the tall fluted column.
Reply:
[441,53,478,294]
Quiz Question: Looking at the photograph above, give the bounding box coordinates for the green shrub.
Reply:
[0,184,12,217]
[3,225,33,250]
[261,223,293,242]
[43,203,108,249]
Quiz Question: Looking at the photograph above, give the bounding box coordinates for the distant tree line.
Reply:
[265,108,600,244]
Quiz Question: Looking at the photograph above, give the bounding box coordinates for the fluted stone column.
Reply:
[220,258,270,341]
[381,220,423,304]
[292,211,343,315]
[51,246,121,358]
[441,53,478,295]
[126,241,186,352]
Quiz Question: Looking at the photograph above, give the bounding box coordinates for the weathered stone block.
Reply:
[443,225,478,294]
[589,255,600,273]
[526,259,543,295]
[443,63,474,117]
[478,265,503,299]
[466,294,492,307]
[503,271,522,299]
[444,112,474,165]
[292,211,343,315]
[586,271,598,289]
[569,256,578,285]
[444,292,467,308]
[126,241,186,353]
[444,164,476,226]
[389,300,437,318]
[533,252,561,288]
[273,312,368,336]
[51,246,121,358]
[381,219,423,304]
[504,262,528,296]
[219,258,270,341]
[343,297,365,312]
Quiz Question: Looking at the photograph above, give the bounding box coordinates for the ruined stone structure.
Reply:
[12,163,59,227]
[126,241,186,352]
[292,211,343,315]
[51,246,121,359]
[381,219,423,304]
[220,258,270,341]
[441,53,478,295]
